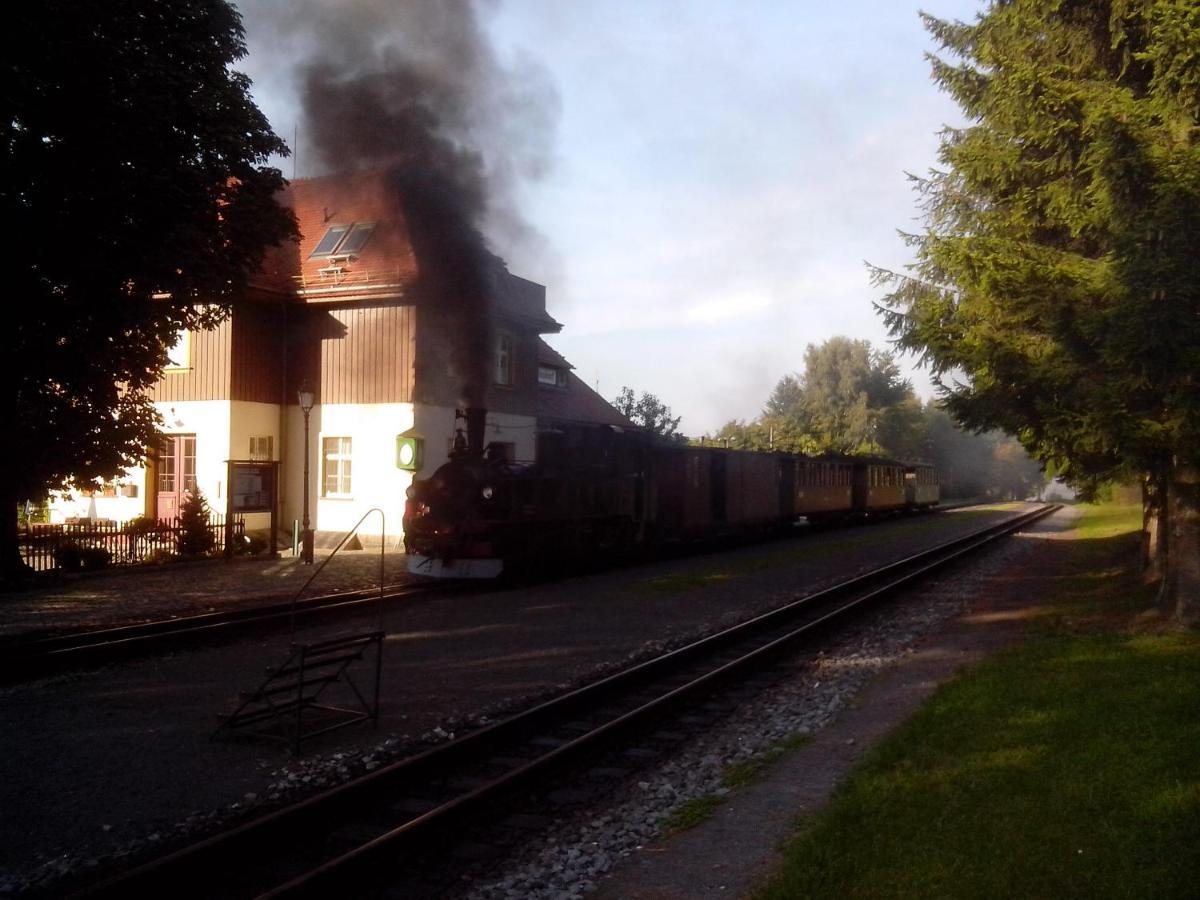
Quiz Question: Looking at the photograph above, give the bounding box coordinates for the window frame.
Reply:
[321,436,353,498]
[495,333,514,387]
[537,364,567,387]
[309,222,375,259]
[249,436,274,461]
[165,330,190,370]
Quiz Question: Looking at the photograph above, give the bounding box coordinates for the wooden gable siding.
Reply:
[230,303,285,404]
[151,318,231,402]
[413,310,539,417]
[487,327,540,416]
[291,304,416,405]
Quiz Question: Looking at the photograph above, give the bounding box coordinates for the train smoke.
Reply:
[239,0,560,408]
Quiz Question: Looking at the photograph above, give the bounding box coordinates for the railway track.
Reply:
[2,501,989,684]
[73,503,1059,899]
[0,582,448,684]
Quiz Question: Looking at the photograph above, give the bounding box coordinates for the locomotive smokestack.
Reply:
[465,407,487,457]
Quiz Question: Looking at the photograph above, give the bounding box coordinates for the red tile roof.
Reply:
[285,171,420,299]
[265,172,560,334]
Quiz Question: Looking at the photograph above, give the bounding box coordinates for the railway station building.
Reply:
[49,171,632,547]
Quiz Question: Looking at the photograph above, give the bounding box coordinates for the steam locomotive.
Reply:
[402,408,939,578]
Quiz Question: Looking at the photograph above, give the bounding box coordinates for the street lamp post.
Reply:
[298,387,315,565]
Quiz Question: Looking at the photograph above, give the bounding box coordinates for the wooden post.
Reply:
[224,459,234,560]
[270,460,280,558]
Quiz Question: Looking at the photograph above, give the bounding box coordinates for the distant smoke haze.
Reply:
[237,0,561,407]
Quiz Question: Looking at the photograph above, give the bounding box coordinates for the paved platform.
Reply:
[0,549,410,639]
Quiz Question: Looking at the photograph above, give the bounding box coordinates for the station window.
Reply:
[537,364,567,387]
[249,436,274,461]
[322,436,353,497]
[495,334,514,386]
[166,330,189,369]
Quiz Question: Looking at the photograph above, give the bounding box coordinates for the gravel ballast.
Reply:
[461,507,1078,900]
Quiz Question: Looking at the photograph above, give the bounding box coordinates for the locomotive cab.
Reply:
[404,453,515,578]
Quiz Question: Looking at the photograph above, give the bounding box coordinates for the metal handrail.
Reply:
[287,508,386,637]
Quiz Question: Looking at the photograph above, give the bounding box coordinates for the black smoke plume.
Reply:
[240,0,559,408]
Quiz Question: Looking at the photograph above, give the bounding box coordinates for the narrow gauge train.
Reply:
[403,408,938,578]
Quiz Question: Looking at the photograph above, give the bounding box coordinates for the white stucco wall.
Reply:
[283,402,416,547]
[48,400,285,528]
[46,399,539,542]
[48,400,233,524]
[47,472,147,524]
[279,402,538,547]
[158,400,233,509]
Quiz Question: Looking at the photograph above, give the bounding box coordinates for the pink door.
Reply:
[156,434,196,520]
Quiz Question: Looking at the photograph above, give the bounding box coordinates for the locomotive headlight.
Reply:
[405,485,417,499]
[481,485,495,500]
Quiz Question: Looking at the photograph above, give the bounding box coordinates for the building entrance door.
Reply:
[156,434,196,520]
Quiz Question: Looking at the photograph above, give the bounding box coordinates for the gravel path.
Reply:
[0,505,1029,894]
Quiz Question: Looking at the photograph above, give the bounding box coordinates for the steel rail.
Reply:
[73,503,1059,900]
[0,582,444,683]
[265,504,1061,898]
[3,500,990,683]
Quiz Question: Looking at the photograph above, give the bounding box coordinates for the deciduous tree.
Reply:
[613,387,684,440]
[4,0,296,579]
[793,337,919,455]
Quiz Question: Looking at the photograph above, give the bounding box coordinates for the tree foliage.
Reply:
[5,0,296,572]
[873,1,1200,492]
[728,338,922,456]
[177,489,217,557]
[702,336,1044,499]
[613,387,683,440]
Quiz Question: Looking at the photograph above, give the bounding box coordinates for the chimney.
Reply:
[465,407,487,457]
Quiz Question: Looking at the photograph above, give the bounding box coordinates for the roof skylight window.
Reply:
[337,223,375,255]
[309,222,375,258]
[310,225,349,257]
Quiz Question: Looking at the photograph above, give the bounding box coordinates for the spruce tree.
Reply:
[177,490,217,558]
[874,1,1200,614]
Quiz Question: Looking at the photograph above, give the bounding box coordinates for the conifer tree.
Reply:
[177,490,217,558]
[874,1,1200,614]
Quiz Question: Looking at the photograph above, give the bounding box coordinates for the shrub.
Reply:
[79,546,112,570]
[54,542,83,572]
[177,490,217,557]
[231,533,269,556]
[126,515,161,536]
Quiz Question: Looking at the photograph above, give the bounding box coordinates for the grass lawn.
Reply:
[755,503,1200,899]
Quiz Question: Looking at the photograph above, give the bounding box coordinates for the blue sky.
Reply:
[240,1,983,435]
